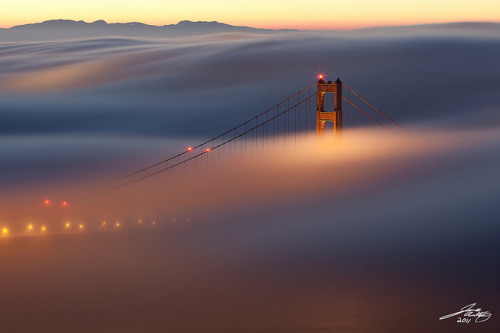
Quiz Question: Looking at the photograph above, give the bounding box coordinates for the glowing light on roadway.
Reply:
[27,224,34,231]
[41,226,47,232]
[44,199,50,206]
[65,222,71,229]
[115,222,120,228]
[79,224,84,230]
[62,201,68,207]
[2,228,8,235]
[138,219,142,224]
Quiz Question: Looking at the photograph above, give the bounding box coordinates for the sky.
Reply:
[1,0,500,29]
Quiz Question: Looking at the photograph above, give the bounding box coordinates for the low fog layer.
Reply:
[0,24,499,333]
[0,129,499,333]
[1,24,499,189]
[0,23,499,140]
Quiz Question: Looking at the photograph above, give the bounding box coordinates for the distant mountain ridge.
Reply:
[0,19,298,41]
[1,19,499,42]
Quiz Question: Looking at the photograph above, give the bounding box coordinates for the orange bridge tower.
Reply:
[316,77,342,138]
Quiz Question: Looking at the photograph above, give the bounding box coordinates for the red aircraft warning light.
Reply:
[43,199,51,206]
[187,147,193,151]
[62,201,68,207]
[205,148,211,152]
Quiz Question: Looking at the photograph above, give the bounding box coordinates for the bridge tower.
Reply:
[316,77,342,138]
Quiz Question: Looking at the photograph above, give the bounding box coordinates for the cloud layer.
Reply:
[0,25,499,332]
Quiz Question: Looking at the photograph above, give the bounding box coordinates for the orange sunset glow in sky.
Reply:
[1,0,499,29]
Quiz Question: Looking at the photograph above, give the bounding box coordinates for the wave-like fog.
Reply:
[1,127,499,231]
[0,26,499,333]
[0,128,499,332]
[1,26,499,138]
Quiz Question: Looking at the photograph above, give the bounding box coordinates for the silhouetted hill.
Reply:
[0,19,297,41]
[2,20,499,42]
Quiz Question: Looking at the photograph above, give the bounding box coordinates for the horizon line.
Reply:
[1,18,499,31]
